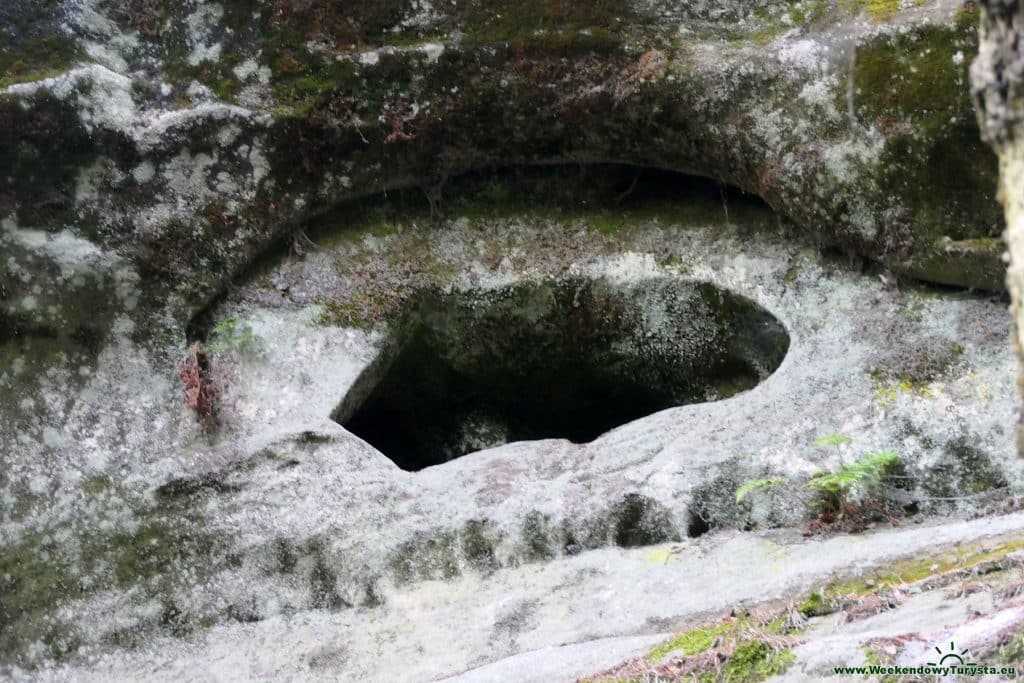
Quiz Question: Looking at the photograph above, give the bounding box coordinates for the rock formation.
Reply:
[3,1,1023,680]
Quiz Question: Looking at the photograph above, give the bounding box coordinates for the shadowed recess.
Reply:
[335,277,789,471]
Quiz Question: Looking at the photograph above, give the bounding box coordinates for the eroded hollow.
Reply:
[336,277,789,471]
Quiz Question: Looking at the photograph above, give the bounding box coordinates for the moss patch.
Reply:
[462,519,502,572]
[822,537,1024,600]
[621,612,797,683]
[648,622,733,661]
[798,591,836,618]
[721,641,795,682]
[850,0,926,20]
[851,6,1001,251]
[388,530,462,585]
[519,511,558,562]
[0,0,81,87]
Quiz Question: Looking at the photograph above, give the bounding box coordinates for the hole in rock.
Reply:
[686,510,711,538]
[335,277,789,471]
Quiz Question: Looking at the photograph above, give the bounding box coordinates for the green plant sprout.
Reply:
[206,318,257,354]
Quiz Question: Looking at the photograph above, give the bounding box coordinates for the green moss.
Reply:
[649,622,733,660]
[863,0,900,19]
[861,644,901,683]
[797,591,836,617]
[305,166,777,331]
[873,378,933,405]
[899,237,1006,291]
[212,77,241,101]
[462,519,502,572]
[0,498,224,667]
[197,0,639,101]
[272,538,299,574]
[520,511,557,562]
[0,534,83,663]
[793,0,832,25]
[937,437,1009,497]
[608,494,679,548]
[309,548,347,609]
[82,475,113,495]
[851,9,1001,252]
[994,629,1024,667]
[0,65,70,89]
[0,1,81,87]
[314,205,407,248]
[849,0,926,20]
[388,530,461,585]
[646,617,795,682]
[823,537,1024,599]
[718,641,795,682]
[318,294,401,331]
[135,210,256,309]
[744,0,833,43]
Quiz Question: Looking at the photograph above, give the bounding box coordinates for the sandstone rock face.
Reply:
[0,0,1005,342]
[4,190,1021,678]
[973,0,1024,451]
[2,1,1021,680]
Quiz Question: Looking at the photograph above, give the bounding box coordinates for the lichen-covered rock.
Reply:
[0,0,1006,347]
[2,1,1021,679]
[4,189,1017,676]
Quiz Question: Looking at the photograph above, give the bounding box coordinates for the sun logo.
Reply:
[927,641,977,667]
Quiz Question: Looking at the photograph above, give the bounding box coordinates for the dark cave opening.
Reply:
[305,163,774,242]
[336,276,789,472]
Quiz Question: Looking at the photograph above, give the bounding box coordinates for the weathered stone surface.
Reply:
[2,1,1021,679]
[24,514,1024,681]
[3,189,1020,677]
[0,0,1006,348]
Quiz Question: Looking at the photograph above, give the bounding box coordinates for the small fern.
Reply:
[808,450,900,499]
[735,477,786,503]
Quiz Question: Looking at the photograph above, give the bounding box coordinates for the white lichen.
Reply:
[185,3,226,67]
